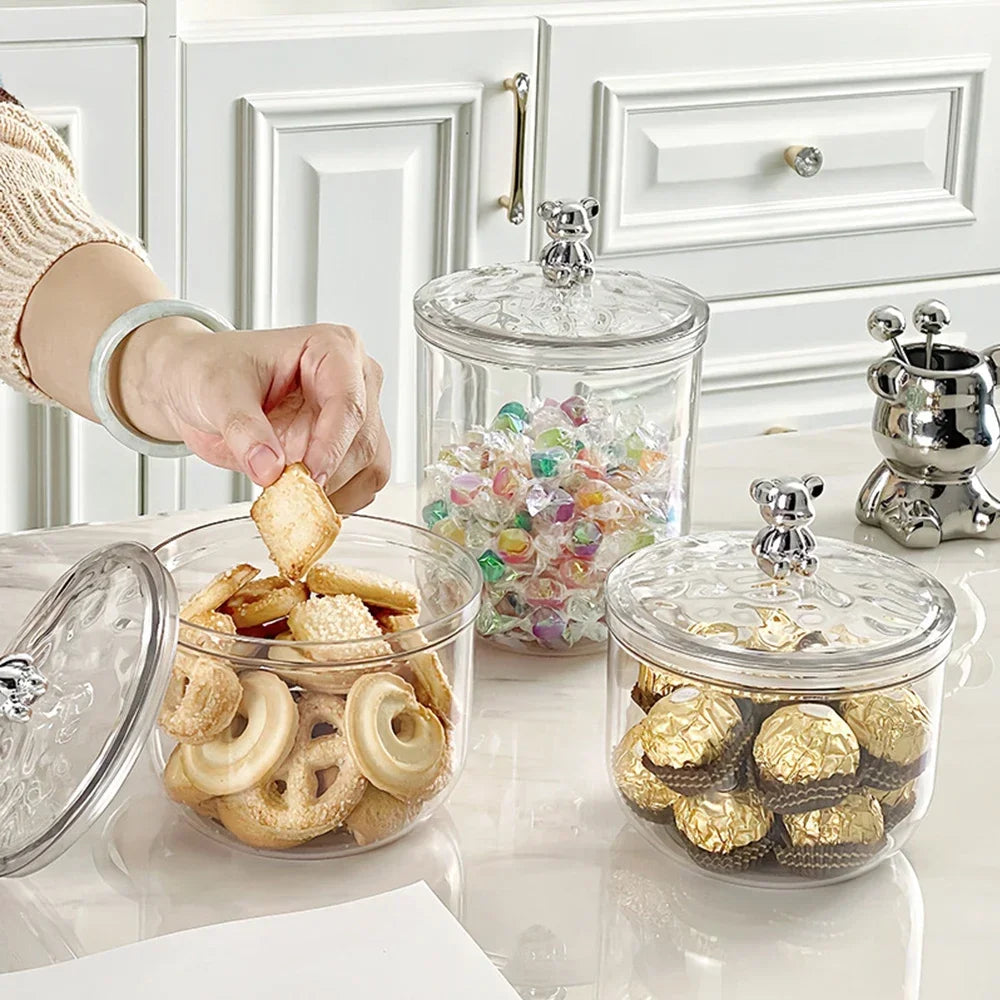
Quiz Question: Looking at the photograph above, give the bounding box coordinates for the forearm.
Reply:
[19,242,202,442]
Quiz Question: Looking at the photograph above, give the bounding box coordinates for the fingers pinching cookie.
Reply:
[216,692,367,847]
[345,673,446,801]
[158,650,243,745]
[180,670,299,796]
[251,463,342,581]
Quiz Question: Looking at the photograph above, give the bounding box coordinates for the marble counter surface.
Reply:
[2,426,998,999]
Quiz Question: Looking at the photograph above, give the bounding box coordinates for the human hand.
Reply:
[121,321,390,512]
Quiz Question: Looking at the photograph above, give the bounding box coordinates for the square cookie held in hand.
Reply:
[251,463,342,581]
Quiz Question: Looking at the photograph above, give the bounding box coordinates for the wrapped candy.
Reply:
[420,396,680,651]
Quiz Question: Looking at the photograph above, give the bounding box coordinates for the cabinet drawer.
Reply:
[600,62,976,255]
[542,1,1000,300]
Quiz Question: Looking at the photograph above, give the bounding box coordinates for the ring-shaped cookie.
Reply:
[216,692,367,847]
[158,650,242,745]
[181,670,298,796]
[164,745,219,818]
[345,672,446,800]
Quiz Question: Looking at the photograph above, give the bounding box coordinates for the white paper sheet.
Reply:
[1,882,519,999]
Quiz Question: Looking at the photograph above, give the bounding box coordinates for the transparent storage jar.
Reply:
[604,485,956,887]
[0,516,479,878]
[414,197,709,655]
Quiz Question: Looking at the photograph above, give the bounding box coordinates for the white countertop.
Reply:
[2,425,999,999]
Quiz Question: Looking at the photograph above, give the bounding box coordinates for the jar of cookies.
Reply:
[605,474,956,887]
[414,197,708,655]
[0,465,479,876]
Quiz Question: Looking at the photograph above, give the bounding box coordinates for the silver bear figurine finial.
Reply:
[537,197,599,288]
[750,475,825,580]
[0,653,47,723]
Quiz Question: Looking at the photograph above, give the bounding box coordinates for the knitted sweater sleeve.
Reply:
[0,97,149,402]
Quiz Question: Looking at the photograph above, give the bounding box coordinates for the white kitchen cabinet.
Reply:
[181,18,537,484]
[540,0,1000,438]
[0,39,142,530]
[541,2,1000,297]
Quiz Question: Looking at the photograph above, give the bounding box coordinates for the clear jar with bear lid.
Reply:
[604,475,955,887]
[414,197,709,655]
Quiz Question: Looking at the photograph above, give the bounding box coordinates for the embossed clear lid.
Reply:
[0,543,177,877]
[605,477,956,695]
[413,197,708,371]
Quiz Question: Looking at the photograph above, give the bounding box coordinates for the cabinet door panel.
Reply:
[183,20,536,485]
[0,42,141,531]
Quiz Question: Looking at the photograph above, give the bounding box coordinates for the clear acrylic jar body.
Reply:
[152,515,479,858]
[415,263,708,655]
[607,640,946,887]
[604,530,955,887]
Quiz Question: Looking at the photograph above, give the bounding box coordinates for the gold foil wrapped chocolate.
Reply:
[782,793,885,848]
[642,686,743,769]
[840,688,931,766]
[613,723,678,815]
[741,608,810,651]
[870,781,915,808]
[753,703,860,784]
[674,788,773,854]
[635,662,686,707]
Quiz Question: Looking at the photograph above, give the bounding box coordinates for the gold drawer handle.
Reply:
[784,145,824,178]
[499,73,530,225]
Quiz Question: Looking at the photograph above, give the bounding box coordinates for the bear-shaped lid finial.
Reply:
[749,475,824,580]
[0,653,47,723]
[536,197,599,289]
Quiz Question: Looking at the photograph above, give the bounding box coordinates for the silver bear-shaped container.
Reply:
[857,302,1000,548]
[536,197,599,288]
[750,475,825,579]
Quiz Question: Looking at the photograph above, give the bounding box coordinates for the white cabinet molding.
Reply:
[0,2,144,43]
[238,85,481,330]
[595,56,987,256]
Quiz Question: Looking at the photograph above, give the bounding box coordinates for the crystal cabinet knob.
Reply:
[784,145,824,178]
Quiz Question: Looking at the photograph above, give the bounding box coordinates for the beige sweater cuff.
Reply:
[0,103,149,403]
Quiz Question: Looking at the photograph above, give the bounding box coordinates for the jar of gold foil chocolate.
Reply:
[604,474,955,887]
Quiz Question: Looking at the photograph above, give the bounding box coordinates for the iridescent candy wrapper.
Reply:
[641,686,753,795]
[840,688,932,790]
[752,703,860,813]
[613,722,678,822]
[673,788,776,872]
[869,781,917,831]
[776,793,886,878]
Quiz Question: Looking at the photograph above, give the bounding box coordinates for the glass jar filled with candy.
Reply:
[414,197,709,654]
[604,474,956,887]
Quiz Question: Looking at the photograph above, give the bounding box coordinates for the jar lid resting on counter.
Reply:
[605,477,956,695]
[0,543,177,877]
[413,197,709,371]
